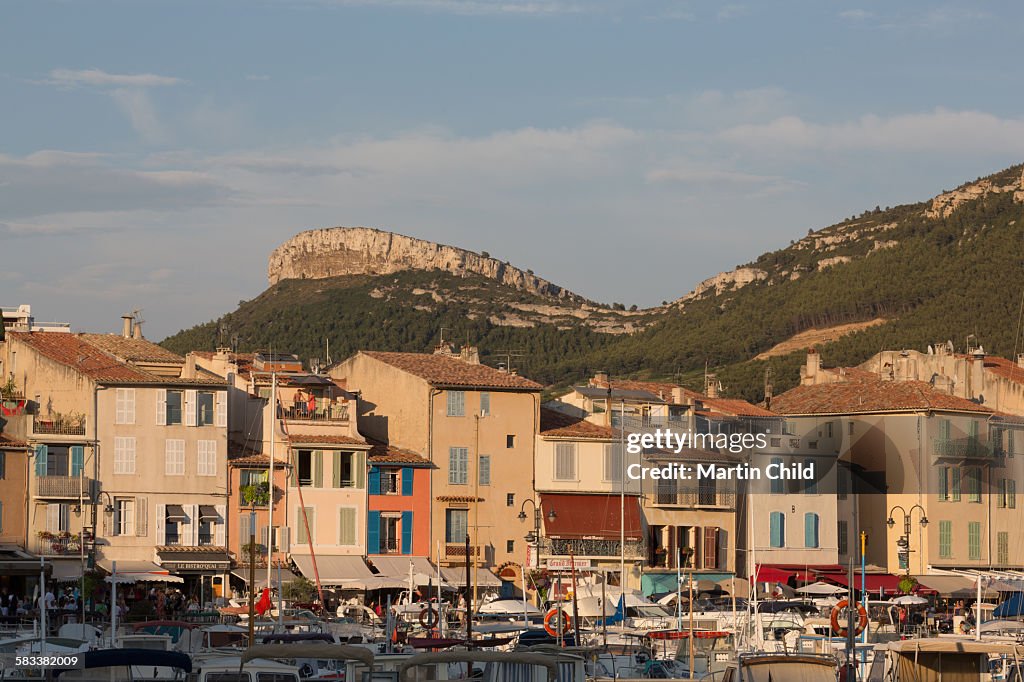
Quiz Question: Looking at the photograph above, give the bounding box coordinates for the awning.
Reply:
[540,493,642,540]
[99,560,184,584]
[199,505,220,521]
[157,548,231,572]
[820,572,911,596]
[913,574,998,598]
[232,569,300,588]
[51,561,84,583]
[753,566,795,584]
[0,547,48,575]
[440,566,503,587]
[291,554,374,586]
[368,556,441,584]
[165,505,187,521]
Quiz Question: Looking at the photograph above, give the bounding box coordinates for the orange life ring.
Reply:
[543,608,573,636]
[418,605,439,629]
[830,599,868,637]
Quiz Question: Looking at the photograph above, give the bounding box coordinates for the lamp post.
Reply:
[75,491,114,625]
[518,498,556,606]
[886,505,928,575]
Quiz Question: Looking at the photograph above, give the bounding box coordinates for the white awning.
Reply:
[51,560,84,583]
[441,566,503,588]
[368,556,442,583]
[232,569,301,588]
[98,559,184,584]
[290,554,374,586]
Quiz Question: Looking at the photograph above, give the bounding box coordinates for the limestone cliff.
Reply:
[268,227,585,302]
[924,167,1024,219]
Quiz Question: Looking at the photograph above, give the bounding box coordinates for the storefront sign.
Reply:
[160,561,229,571]
[546,558,592,570]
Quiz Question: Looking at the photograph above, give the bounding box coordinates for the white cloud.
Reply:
[719,108,1024,155]
[45,68,183,88]
[110,89,166,143]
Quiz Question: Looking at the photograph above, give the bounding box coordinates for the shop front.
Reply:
[157,549,232,608]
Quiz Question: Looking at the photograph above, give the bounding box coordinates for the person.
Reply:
[293,390,306,415]
[0,587,8,617]
[44,587,55,611]
[307,392,317,416]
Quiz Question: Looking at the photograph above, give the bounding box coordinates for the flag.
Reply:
[599,596,624,626]
[255,588,272,615]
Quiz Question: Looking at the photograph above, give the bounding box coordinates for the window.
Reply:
[46,503,70,532]
[506,435,515,449]
[826,422,833,438]
[479,455,491,486]
[782,421,796,436]
[770,437,781,448]
[770,457,784,494]
[769,512,785,548]
[999,478,1008,508]
[951,467,961,501]
[114,437,136,474]
[46,447,69,477]
[166,390,183,425]
[938,466,950,501]
[506,493,515,507]
[199,517,213,546]
[804,513,819,548]
[165,439,185,475]
[966,466,981,503]
[296,506,316,544]
[1009,480,1017,509]
[698,476,717,505]
[448,447,468,485]
[603,443,622,482]
[380,516,400,552]
[114,498,134,536]
[808,441,818,450]
[240,469,268,488]
[447,391,465,417]
[331,451,364,488]
[968,521,981,560]
[804,459,817,494]
[382,469,400,494]
[197,391,215,426]
[837,520,849,555]
[115,388,135,424]
[1009,430,1016,457]
[480,392,490,417]
[939,520,952,558]
[554,443,577,481]
[297,450,314,487]
[998,532,1009,565]
[339,507,356,546]
[507,540,515,553]
[445,509,468,543]
[848,421,854,436]
[938,418,951,441]
[198,440,217,476]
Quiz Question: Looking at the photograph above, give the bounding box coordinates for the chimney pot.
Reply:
[121,314,133,338]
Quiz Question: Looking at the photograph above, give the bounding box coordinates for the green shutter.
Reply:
[769,512,784,548]
[355,452,365,489]
[939,521,952,558]
[951,467,961,501]
[332,452,342,488]
[339,508,356,546]
[968,522,981,560]
[70,446,84,477]
[938,467,949,500]
[35,445,48,477]
[1009,480,1017,509]
[313,451,323,488]
[804,513,818,548]
[297,507,308,544]
[998,532,1009,565]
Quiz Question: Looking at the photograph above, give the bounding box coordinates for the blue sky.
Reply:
[3,0,1024,339]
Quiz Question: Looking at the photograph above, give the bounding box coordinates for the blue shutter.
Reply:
[770,512,783,548]
[367,511,381,554]
[368,467,381,496]
[35,445,48,477]
[401,511,413,555]
[401,468,414,496]
[804,513,819,548]
[71,446,84,477]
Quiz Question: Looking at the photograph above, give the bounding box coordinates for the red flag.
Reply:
[255,588,272,615]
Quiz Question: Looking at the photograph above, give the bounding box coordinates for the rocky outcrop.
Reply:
[685,267,767,299]
[924,168,1024,219]
[268,227,585,302]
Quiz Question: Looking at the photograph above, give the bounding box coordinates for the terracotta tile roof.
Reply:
[155,546,229,554]
[700,397,777,418]
[8,332,225,385]
[992,412,1024,425]
[228,453,290,468]
[436,495,484,503]
[360,351,541,390]
[287,433,368,446]
[772,378,994,416]
[367,440,431,466]
[80,334,184,364]
[980,356,1024,385]
[0,433,29,448]
[539,408,617,439]
[590,377,774,417]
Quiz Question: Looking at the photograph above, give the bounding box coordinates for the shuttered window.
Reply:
[338,507,356,546]
[939,521,952,558]
[448,447,468,485]
[951,467,961,501]
[554,443,577,481]
[296,506,315,544]
[998,532,1009,565]
[478,455,491,486]
[1009,480,1017,509]
[165,439,185,476]
[968,522,981,560]
[479,392,490,417]
[603,443,622,483]
[769,512,785,548]
[804,513,819,548]
[115,388,135,424]
[966,467,981,503]
[938,467,949,501]
[197,440,217,476]
[703,527,718,569]
[445,509,468,543]
[114,437,136,474]
[837,520,848,555]
[447,391,465,417]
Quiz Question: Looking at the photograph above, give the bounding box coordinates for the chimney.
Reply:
[970,347,986,400]
[801,348,821,385]
[132,320,143,339]
[183,353,197,379]
[593,371,609,387]
[459,345,480,365]
[121,314,134,338]
[1017,354,1024,369]
[705,373,719,399]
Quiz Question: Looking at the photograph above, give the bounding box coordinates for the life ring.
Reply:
[418,605,439,629]
[830,599,868,637]
[543,608,573,636]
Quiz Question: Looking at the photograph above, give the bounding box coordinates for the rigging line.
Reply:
[1013,283,1024,381]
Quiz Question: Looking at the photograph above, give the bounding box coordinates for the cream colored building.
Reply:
[1,325,230,596]
[329,347,540,583]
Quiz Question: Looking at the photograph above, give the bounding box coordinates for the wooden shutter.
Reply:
[703,526,718,569]
[313,451,323,488]
[214,504,226,545]
[46,503,59,532]
[401,467,414,496]
[35,445,48,477]
[184,390,197,427]
[804,513,819,548]
[368,467,381,495]
[401,511,413,555]
[339,507,356,546]
[70,446,84,477]
[155,503,166,544]
[354,452,365,489]
[951,467,961,501]
[135,497,147,536]
[215,391,227,427]
[366,510,381,552]
[332,452,342,488]
[156,389,167,425]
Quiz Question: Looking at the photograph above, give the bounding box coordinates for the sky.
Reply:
[3,0,1024,340]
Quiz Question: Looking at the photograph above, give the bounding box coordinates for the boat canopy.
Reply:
[241,643,375,666]
[398,651,576,682]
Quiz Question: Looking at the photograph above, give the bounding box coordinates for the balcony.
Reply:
[548,538,645,559]
[36,476,96,499]
[933,437,998,460]
[653,486,735,509]
[445,543,481,558]
[379,538,401,555]
[32,534,84,557]
[33,415,86,437]
[278,404,349,423]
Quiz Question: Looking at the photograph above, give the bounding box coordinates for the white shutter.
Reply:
[215,391,227,428]
[124,389,136,424]
[215,505,225,546]
[103,502,111,536]
[46,503,60,532]
[136,497,148,537]
[156,389,167,425]
[184,390,197,426]
[155,503,166,545]
[184,504,198,545]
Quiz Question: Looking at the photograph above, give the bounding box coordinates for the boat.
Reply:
[879,638,1024,682]
[713,651,839,682]
[51,648,192,681]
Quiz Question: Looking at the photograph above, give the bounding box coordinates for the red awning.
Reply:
[820,572,915,596]
[541,493,642,540]
[753,566,795,584]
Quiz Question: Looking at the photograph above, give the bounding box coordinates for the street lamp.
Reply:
[887,505,928,573]
[518,498,555,605]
